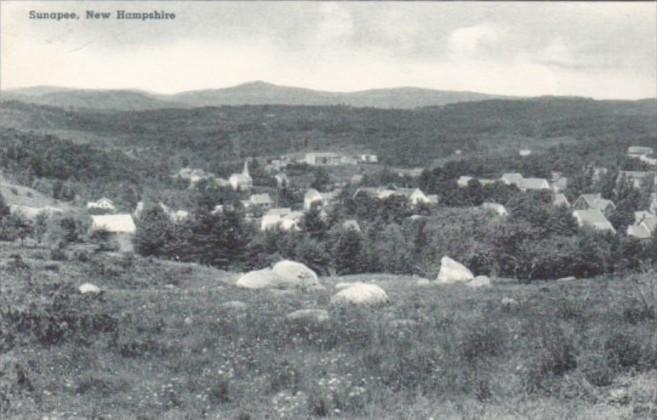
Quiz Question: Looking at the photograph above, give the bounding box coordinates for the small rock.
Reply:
[608,388,630,405]
[220,301,248,311]
[184,317,193,326]
[78,283,101,295]
[557,276,577,283]
[416,278,432,287]
[467,275,491,288]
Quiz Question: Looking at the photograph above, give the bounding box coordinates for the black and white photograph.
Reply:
[0,1,656,418]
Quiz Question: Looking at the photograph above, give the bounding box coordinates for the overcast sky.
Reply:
[1,1,656,98]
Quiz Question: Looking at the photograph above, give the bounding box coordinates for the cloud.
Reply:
[1,2,654,99]
[448,24,500,57]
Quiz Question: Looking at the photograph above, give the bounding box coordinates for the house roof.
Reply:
[250,193,273,205]
[627,223,652,240]
[90,214,136,234]
[517,178,550,190]
[501,173,523,184]
[573,209,615,233]
[265,208,292,216]
[628,146,654,155]
[553,193,570,207]
[482,202,508,216]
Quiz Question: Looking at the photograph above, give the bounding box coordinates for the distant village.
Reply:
[5,145,655,257]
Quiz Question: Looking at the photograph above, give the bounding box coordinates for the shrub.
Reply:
[580,353,615,386]
[460,323,506,364]
[605,332,642,369]
[49,247,68,261]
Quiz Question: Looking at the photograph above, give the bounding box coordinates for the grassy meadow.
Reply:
[0,242,655,419]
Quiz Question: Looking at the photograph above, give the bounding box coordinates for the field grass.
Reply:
[0,242,655,419]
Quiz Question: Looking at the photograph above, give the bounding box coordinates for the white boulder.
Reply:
[236,268,286,289]
[78,283,101,294]
[272,260,319,289]
[436,256,474,284]
[330,283,390,306]
[416,278,433,287]
[467,275,491,288]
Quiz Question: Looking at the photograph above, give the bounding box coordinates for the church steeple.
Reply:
[242,160,250,177]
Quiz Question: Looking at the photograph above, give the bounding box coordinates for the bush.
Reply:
[605,332,642,369]
[580,353,615,386]
[460,323,506,364]
[49,247,68,261]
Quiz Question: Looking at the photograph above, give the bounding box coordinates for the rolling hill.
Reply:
[2,81,509,111]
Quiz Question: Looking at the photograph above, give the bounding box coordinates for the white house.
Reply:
[500,173,523,186]
[516,178,550,191]
[359,154,378,163]
[304,189,324,211]
[86,197,116,213]
[628,146,654,158]
[482,202,508,216]
[89,214,137,252]
[519,149,532,157]
[627,211,657,240]
[229,161,253,191]
[305,152,343,166]
[274,173,289,188]
[457,176,474,188]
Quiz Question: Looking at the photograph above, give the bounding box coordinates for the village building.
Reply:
[274,173,289,188]
[305,152,343,166]
[88,214,137,252]
[350,174,364,185]
[86,197,116,213]
[395,168,424,178]
[244,193,274,211]
[229,161,253,191]
[500,173,523,186]
[304,189,324,211]
[519,149,532,157]
[591,167,608,183]
[627,211,657,240]
[260,208,303,231]
[572,193,616,217]
[342,219,361,232]
[481,202,508,216]
[627,146,654,158]
[516,178,550,191]
[572,209,616,234]
[359,154,378,163]
[457,176,474,188]
[639,155,657,165]
[553,193,571,207]
[619,171,656,189]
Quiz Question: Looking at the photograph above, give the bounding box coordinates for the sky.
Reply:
[1,1,656,99]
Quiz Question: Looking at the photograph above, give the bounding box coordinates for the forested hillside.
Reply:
[1,97,655,169]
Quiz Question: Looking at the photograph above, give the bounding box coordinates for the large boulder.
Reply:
[236,260,320,290]
[236,268,286,289]
[272,260,319,289]
[436,256,474,284]
[467,275,491,288]
[331,283,390,306]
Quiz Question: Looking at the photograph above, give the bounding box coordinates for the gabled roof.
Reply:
[90,214,136,234]
[553,193,570,207]
[573,209,615,233]
[501,173,523,184]
[627,223,652,240]
[517,178,550,190]
[482,202,508,216]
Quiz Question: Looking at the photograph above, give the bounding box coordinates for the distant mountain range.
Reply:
[1,81,512,111]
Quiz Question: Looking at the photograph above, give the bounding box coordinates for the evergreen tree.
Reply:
[134,205,174,257]
[334,228,364,274]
